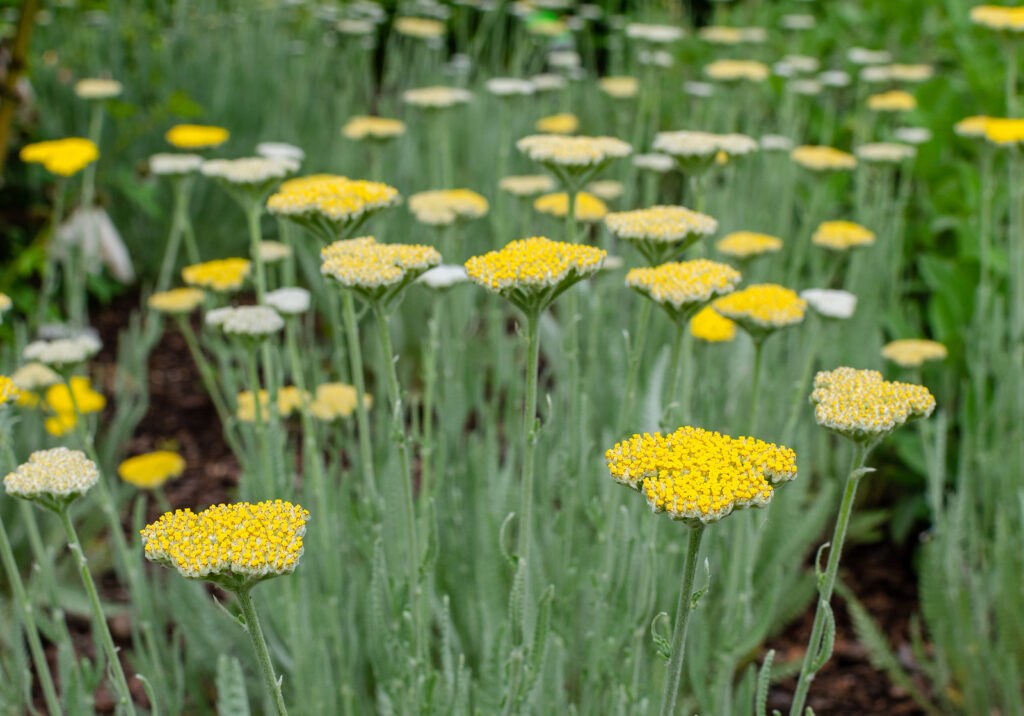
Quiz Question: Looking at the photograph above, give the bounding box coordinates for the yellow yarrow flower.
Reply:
[394,16,446,38]
[408,189,489,226]
[309,382,372,421]
[599,76,639,99]
[983,117,1024,145]
[970,5,1024,32]
[704,59,770,83]
[812,220,876,251]
[533,191,608,221]
[534,113,580,135]
[605,426,797,524]
[715,231,783,259]
[713,283,807,336]
[42,377,106,436]
[790,145,858,171]
[236,386,309,422]
[148,288,206,314]
[605,205,718,245]
[141,500,309,586]
[626,260,740,316]
[881,339,948,368]
[118,451,186,489]
[182,258,251,292]
[0,376,18,408]
[267,174,400,241]
[165,124,229,149]
[321,236,441,297]
[689,305,736,343]
[20,138,99,176]
[867,90,917,112]
[954,115,992,138]
[811,367,935,442]
[341,116,406,141]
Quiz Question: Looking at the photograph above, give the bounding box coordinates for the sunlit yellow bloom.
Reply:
[42,377,105,436]
[867,90,917,112]
[182,258,251,292]
[236,386,309,422]
[983,117,1024,145]
[409,189,489,226]
[74,78,123,99]
[148,287,206,314]
[118,451,186,489]
[954,115,992,137]
[321,237,440,292]
[626,260,739,313]
[970,5,1024,31]
[394,16,446,38]
[713,284,806,334]
[141,500,309,584]
[605,426,797,524]
[790,145,857,171]
[534,113,579,134]
[499,174,557,196]
[20,138,98,176]
[715,231,783,259]
[266,174,400,237]
[599,76,639,99]
[605,205,718,262]
[465,236,605,297]
[165,124,229,149]
[309,382,372,421]
[881,339,948,368]
[811,367,935,442]
[812,220,876,251]
[704,59,770,82]
[341,116,406,141]
[533,191,608,221]
[0,376,18,408]
[689,305,736,343]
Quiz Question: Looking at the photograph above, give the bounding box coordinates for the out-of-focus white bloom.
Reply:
[548,50,581,69]
[780,13,815,30]
[888,63,934,82]
[800,288,857,319]
[216,306,285,337]
[486,77,535,96]
[418,264,469,289]
[265,287,311,315]
[789,79,822,96]
[74,78,122,99]
[625,23,684,43]
[257,241,292,263]
[684,81,714,97]
[201,157,299,185]
[336,18,376,35]
[775,55,819,76]
[150,153,204,176]
[818,70,852,88]
[23,334,102,367]
[11,362,61,391]
[895,126,932,145]
[531,73,568,91]
[578,4,602,20]
[256,142,305,162]
[860,65,893,83]
[633,152,675,172]
[760,134,794,151]
[855,142,916,163]
[56,207,135,283]
[516,134,632,167]
[847,47,892,65]
[204,307,235,328]
[587,179,624,200]
[639,49,673,67]
[402,85,472,108]
[499,174,557,196]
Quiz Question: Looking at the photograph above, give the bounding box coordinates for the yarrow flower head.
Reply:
[704,59,770,83]
[236,386,308,422]
[394,16,446,38]
[954,115,992,138]
[118,451,186,490]
[402,85,472,109]
[517,134,631,186]
[605,426,797,524]
[265,287,311,315]
[182,258,251,292]
[867,90,917,112]
[698,26,767,45]
[148,288,206,315]
[800,289,858,320]
[653,130,757,172]
[587,180,624,201]
[165,124,229,150]
[633,153,675,173]
[812,220,876,251]
[855,142,916,163]
[20,138,99,176]
[599,76,640,99]
[341,116,406,141]
[790,145,858,171]
[321,236,441,303]
[418,264,470,290]
[201,157,299,198]
[408,189,489,226]
[533,191,608,221]
[626,259,740,320]
[74,78,123,99]
[970,5,1024,32]
[140,500,309,589]
[267,174,401,241]
[715,231,783,260]
[499,174,557,197]
[149,153,204,176]
[24,334,102,368]
[486,77,535,97]
[256,142,305,163]
[309,382,372,421]
[881,339,948,368]
[11,363,60,393]
[811,367,935,443]
[983,118,1024,145]
[0,376,18,408]
[4,448,99,510]
[257,241,292,264]
[42,376,106,437]
[624,23,684,44]
[605,205,718,263]
[690,305,736,343]
[464,236,605,313]
[713,283,807,339]
[214,306,284,339]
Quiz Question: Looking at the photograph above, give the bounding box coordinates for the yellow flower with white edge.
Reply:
[118,451,186,489]
[689,305,736,343]
[321,237,441,299]
[267,174,401,241]
[148,288,206,314]
[790,145,858,171]
[715,231,783,259]
[165,124,229,149]
[518,134,631,169]
[409,189,489,226]
[811,367,935,442]
[881,339,948,368]
[867,90,916,112]
[812,220,876,251]
[20,138,99,176]
[605,426,797,524]
[534,113,580,135]
[533,191,608,222]
[4,448,99,508]
[605,206,718,249]
[182,258,251,292]
[626,260,740,317]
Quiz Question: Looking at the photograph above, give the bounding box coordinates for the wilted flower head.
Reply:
[534,113,580,134]
[74,78,123,99]
[20,138,99,176]
[533,191,608,221]
[867,90,917,112]
[118,451,186,490]
[149,153,204,176]
[599,75,639,99]
[215,306,284,338]
[267,174,400,240]
[812,220,876,251]
[141,500,309,587]
[855,142,916,163]
[200,157,298,186]
[165,124,229,150]
[24,334,102,367]
[605,427,797,524]
[713,283,806,337]
[309,382,372,421]
[790,145,858,171]
[716,231,783,259]
[265,287,311,315]
[800,289,857,319]
[881,339,948,367]
[690,305,736,343]
[698,26,767,44]
[341,115,406,140]
[148,287,206,314]
[625,22,683,43]
[321,237,441,299]
[4,448,99,508]
[626,259,739,317]
[394,16,446,38]
[408,189,489,225]
[256,142,305,162]
[464,236,605,310]
[704,59,770,82]
[811,367,935,443]
[182,258,251,292]
[633,153,675,172]
[402,85,472,108]
[486,77,535,96]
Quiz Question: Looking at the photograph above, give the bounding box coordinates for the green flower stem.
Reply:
[370,300,424,661]
[618,298,653,434]
[783,325,823,444]
[156,176,194,293]
[174,316,236,439]
[247,200,268,303]
[246,347,274,498]
[659,523,706,716]
[80,102,103,210]
[36,178,67,327]
[340,291,380,505]
[789,441,871,716]
[0,512,62,716]
[235,588,289,716]
[565,188,583,473]
[663,320,686,429]
[58,507,137,716]
[420,303,441,503]
[516,307,542,644]
[748,338,765,436]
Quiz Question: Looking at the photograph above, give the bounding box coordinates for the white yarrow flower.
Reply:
[265,288,312,315]
[800,289,857,320]
[150,153,204,176]
[418,265,469,289]
[218,306,285,337]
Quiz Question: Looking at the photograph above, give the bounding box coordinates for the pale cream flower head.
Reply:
[74,78,123,100]
[4,448,99,509]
